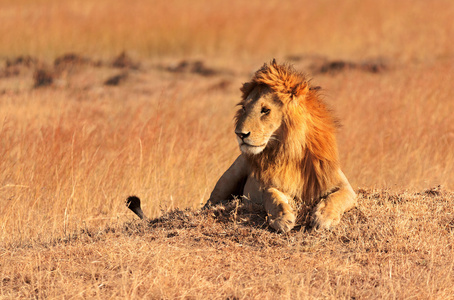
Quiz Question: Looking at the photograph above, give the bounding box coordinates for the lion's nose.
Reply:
[235,131,250,140]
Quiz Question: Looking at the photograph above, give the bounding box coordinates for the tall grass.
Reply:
[1,0,453,63]
[330,64,454,189]
[0,75,240,245]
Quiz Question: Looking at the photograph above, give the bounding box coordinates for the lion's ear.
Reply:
[291,82,309,99]
[240,82,256,100]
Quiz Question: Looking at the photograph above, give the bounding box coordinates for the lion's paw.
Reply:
[311,201,341,230]
[268,213,295,233]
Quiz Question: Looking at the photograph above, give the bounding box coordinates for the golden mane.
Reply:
[238,60,341,203]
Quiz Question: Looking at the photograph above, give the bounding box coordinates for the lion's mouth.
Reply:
[239,141,267,155]
[241,142,266,148]
[237,136,268,154]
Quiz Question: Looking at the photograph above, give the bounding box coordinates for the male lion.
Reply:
[204,60,356,233]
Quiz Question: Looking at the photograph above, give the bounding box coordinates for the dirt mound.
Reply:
[164,60,220,76]
[1,55,40,78]
[207,79,232,91]
[313,60,387,74]
[104,72,128,86]
[123,200,283,248]
[33,68,54,88]
[286,54,387,75]
[111,51,140,69]
[123,187,454,248]
[54,53,99,70]
[6,55,38,68]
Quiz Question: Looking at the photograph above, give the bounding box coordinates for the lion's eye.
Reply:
[261,107,271,115]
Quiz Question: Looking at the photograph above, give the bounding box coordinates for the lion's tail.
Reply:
[126,196,148,220]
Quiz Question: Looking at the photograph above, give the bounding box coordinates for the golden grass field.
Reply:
[1,0,454,298]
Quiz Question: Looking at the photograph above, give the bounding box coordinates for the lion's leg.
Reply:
[205,155,249,208]
[263,188,296,233]
[312,172,357,230]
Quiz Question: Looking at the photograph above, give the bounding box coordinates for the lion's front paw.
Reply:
[311,201,341,230]
[268,213,296,233]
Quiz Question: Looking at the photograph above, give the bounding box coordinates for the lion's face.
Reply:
[235,86,284,155]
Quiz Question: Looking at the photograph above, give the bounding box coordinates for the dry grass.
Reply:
[1,0,454,298]
[1,189,454,298]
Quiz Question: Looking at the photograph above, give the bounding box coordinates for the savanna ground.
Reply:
[1,0,454,298]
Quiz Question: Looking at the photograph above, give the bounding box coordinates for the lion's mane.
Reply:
[237,61,341,203]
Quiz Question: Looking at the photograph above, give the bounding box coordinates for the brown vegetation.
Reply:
[313,60,387,75]
[104,72,129,86]
[111,52,140,70]
[0,0,453,298]
[33,68,54,88]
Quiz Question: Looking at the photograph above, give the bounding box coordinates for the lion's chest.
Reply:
[243,175,299,205]
[243,176,262,204]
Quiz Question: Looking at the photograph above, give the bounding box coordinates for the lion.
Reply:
[204,60,357,233]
